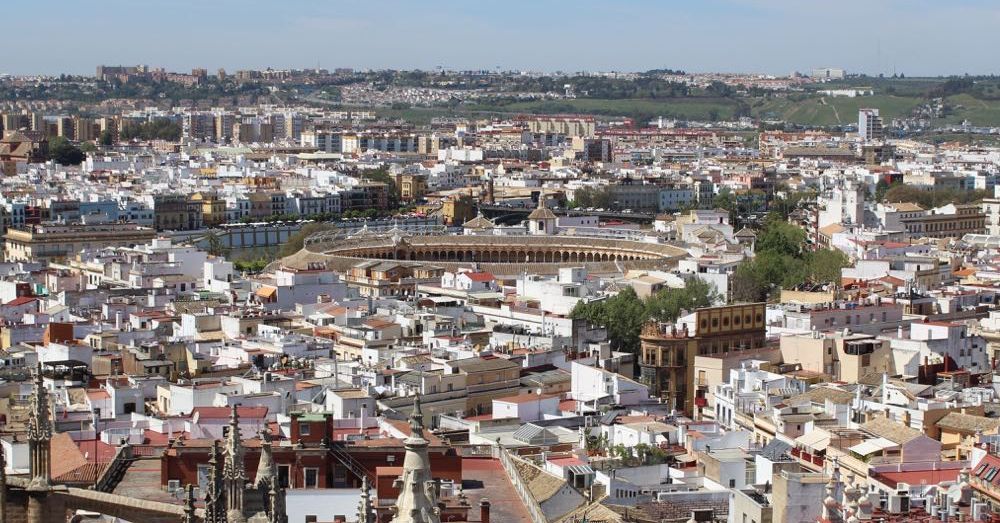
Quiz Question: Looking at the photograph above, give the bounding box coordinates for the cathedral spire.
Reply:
[26,363,52,490]
[390,394,441,523]
[223,405,247,522]
[255,426,286,523]
[183,483,197,523]
[254,427,275,490]
[205,440,228,523]
[267,479,287,523]
[0,439,7,522]
[357,475,375,523]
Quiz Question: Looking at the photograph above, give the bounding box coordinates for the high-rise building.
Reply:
[214,113,235,142]
[858,108,883,142]
[29,112,45,132]
[73,117,97,142]
[183,112,216,141]
[56,117,75,139]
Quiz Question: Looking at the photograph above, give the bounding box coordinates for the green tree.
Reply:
[120,118,182,141]
[646,278,720,323]
[755,215,806,258]
[805,249,850,283]
[47,136,85,165]
[204,232,229,257]
[234,257,270,274]
[79,142,97,153]
[570,287,646,355]
[572,186,615,209]
[730,217,848,302]
[731,261,770,303]
[99,129,115,146]
[570,278,719,357]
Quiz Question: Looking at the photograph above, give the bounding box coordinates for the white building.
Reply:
[516,268,594,316]
[491,393,560,423]
[570,361,649,408]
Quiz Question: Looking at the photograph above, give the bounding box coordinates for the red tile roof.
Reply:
[462,272,495,282]
[548,456,585,467]
[4,296,37,307]
[874,466,961,489]
[86,389,111,401]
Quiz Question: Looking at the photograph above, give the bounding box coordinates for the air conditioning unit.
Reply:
[167,479,181,494]
[888,494,909,514]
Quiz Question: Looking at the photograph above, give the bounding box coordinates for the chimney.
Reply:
[480,499,491,523]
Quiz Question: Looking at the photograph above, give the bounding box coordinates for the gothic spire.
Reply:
[223,405,247,522]
[205,440,228,523]
[390,394,440,523]
[357,475,375,523]
[254,427,275,490]
[256,426,286,523]
[182,483,197,523]
[224,405,246,480]
[267,479,287,523]
[0,440,7,522]
[408,394,426,441]
[27,363,52,490]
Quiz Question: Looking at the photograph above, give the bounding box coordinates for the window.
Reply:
[278,465,290,488]
[304,468,319,488]
[300,423,311,436]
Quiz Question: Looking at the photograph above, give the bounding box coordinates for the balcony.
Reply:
[790,447,825,469]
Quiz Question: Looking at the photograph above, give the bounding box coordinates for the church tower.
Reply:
[527,197,557,236]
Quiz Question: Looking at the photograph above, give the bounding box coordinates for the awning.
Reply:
[849,437,899,456]
[795,428,831,451]
[255,286,277,300]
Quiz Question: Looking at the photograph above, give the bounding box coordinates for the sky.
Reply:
[5,0,1000,77]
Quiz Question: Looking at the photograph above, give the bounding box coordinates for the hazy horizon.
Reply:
[6,0,1000,77]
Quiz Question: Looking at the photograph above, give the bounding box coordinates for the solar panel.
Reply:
[977,463,989,475]
[985,467,998,481]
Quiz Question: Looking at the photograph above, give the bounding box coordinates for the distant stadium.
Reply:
[279,224,687,276]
